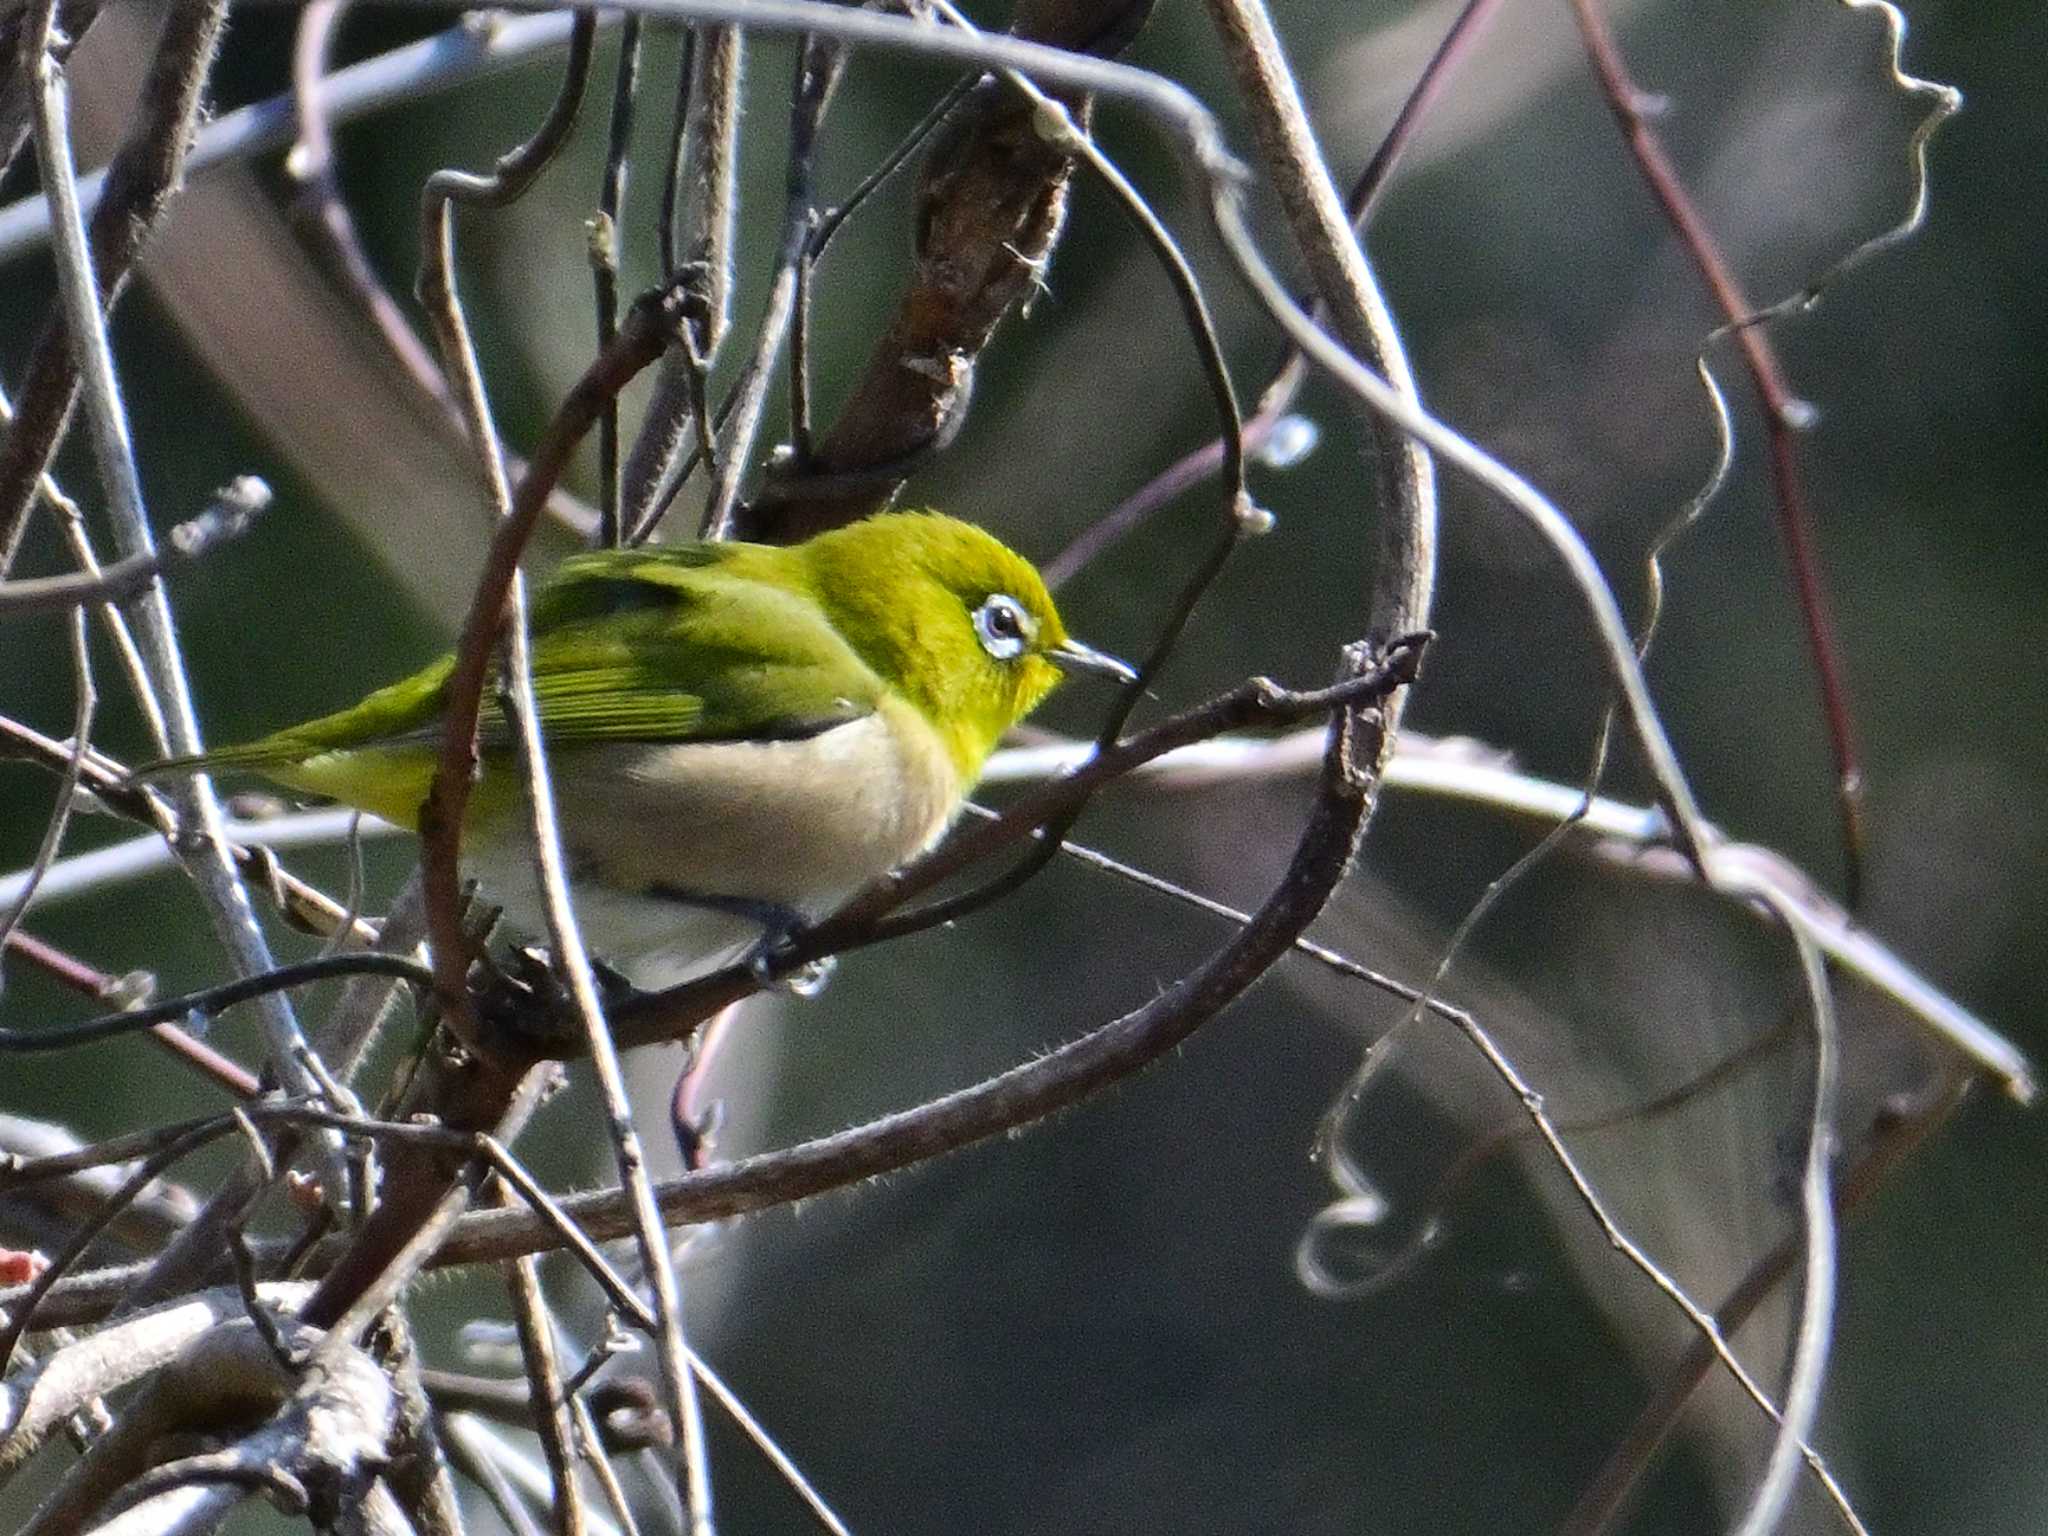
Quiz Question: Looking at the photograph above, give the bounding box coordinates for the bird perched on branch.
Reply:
[142,512,1132,990]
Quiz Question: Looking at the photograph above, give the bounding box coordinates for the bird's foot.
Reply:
[646,886,835,995]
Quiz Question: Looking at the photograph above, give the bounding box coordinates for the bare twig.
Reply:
[445,1414,551,1536]
[0,1113,242,1375]
[0,0,100,183]
[0,717,381,947]
[289,2,452,419]
[1565,0,1866,900]
[737,0,1142,541]
[1727,911,1842,1536]
[593,16,647,542]
[499,1185,587,1536]
[1343,941,1863,1532]
[307,1068,555,1348]
[412,279,687,1033]
[1045,0,1500,588]
[1,929,260,1098]
[0,0,229,574]
[1560,1074,1967,1536]
[619,22,743,534]
[494,483,717,1529]
[24,0,335,1162]
[993,728,2035,1098]
[697,33,845,538]
[568,1394,644,1536]
[0,1284,311,1476]
[791,75,977,466]
[1201,0,1434,658]
[0,475,269,618]
[0,953,432,1054]
[86,1326,395,1536]
[0,609,91,956]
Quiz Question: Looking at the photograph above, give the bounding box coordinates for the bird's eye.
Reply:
[973,593,1035,660]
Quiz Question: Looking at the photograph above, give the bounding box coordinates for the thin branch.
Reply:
[942,10,1245,507]
[1737,0,1959,326]
[0,378,170,747]
[1045,0,1501,588]
[495,488,717,1530]
[593,16,647,543]
[412,280,687,1035]
[0,952,432,1054]
[0,0,100,185]
[0,14,613,267]
[1560,1074,1967,1536]
[1298,1015,1802,1299]
[619,23,743,535]
[1311,920,1864,1530]
[737,0,1133,540]
[0,476,269,618]
[0,1283,311,1476]
[568,1394,645,1536]
[379,1314,467,1536]
[309,1068,556,1349]
[0,729,382,945]
[656,23,696,282]
[1200,0,1434,659]
[445,1414,551,1536]
[0,1113,241,1375]
[1728,910,1842,1536]
[0,930,260,1097]
[791,75,977,466]
[23,0,334,1135]
[289,1,453,421]
[1565,0,1866,900]
[0,608,91,955]
[0,0,229,575]
[697,33,845,539]
[499,1185,588,1536]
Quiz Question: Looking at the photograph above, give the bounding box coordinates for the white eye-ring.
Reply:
[973,593,1035,660]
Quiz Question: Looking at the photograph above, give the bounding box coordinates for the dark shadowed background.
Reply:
[2,0,2043,1531]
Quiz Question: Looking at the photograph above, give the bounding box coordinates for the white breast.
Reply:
[465,704,959,989]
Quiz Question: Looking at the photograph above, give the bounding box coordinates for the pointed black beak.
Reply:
[1050,638,1138,685]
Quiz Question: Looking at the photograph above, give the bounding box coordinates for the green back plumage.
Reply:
[140,513,1073,829]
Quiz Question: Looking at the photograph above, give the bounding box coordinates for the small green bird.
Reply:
[147,512,1131,988]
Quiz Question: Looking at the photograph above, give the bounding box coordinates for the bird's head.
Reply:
[801,512,1133,778]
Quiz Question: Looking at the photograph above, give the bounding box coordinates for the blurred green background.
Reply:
[2,0,2043,1531]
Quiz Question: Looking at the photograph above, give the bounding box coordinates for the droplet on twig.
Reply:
[1255,413,1320,470]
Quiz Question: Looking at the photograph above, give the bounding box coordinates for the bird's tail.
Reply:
[128,737,302,785]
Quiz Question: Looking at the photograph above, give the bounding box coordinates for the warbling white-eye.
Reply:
[143,512,1132,988]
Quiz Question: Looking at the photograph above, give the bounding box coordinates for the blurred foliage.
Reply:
[1,1,2043,1532]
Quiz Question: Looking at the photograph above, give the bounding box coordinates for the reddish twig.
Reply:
[1559,1073,1969,1536]
[1566,0,1866,903]
[415,282,691,1041]
[0,930,251,1099]
[1045,0,1501,588]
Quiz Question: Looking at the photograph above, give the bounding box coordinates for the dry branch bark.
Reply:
[736,0,1157,541]
[0,0,228,574]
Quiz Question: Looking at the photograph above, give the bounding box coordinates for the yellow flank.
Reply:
[262,745,444,830]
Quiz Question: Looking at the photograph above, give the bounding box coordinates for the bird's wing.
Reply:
[508,543,877,746]
[141,551,884,824]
